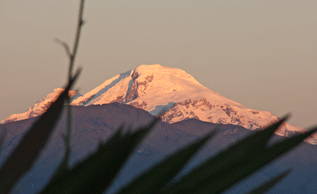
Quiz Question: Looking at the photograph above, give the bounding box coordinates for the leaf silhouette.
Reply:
[247,169,291,194]
[116,130,217,194]
[182,126,317,194]
[161,115,289,194]
[40,118,159,194]
[0,69,81,194]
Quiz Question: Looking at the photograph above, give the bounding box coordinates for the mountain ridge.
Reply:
[2,64,314,144]
[0,88,81,124]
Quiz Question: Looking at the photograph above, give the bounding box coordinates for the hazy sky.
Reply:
[1,1,316,128]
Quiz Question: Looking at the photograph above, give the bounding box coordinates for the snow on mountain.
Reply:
[159,98,307,141]
[71,64,310,143]
[1,88,81,124]
[72,64,244,110]
[2,64,315,144]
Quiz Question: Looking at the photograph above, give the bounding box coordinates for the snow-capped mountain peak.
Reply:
[2,64,314,144]
[72,64,243,112]
[70,64,309,142]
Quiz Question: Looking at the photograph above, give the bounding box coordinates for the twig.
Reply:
[66,0,85,168]
[55,0,85,171]
[69,0,85,79]
[54,38,72,58]
[54,0,85,80]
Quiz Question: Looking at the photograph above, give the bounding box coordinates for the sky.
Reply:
[1,1,316,128]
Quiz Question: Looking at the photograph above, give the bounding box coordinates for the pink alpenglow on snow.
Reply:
[2,64,314,144]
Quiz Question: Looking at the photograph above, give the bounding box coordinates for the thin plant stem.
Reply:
[69,0,85,79]
[65,0,85,168]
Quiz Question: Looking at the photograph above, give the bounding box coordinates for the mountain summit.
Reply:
[72,64,243,113]
[2,64,314,144]
[72,64,305,140]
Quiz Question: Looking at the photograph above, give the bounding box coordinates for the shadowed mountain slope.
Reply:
[1,103,316,194]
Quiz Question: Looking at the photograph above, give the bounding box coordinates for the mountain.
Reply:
[1,64,315,144]
[64,64,316,144]
[1,103,317,194]
[1,89,81,124]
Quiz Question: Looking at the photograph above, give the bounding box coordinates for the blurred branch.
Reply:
[53,0,85,175]
[54,38,72,58]
[55,0,85,80]
[65,0,85,170]
[69,0,85,79]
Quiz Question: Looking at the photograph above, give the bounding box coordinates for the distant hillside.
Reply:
[1,103,317,194]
